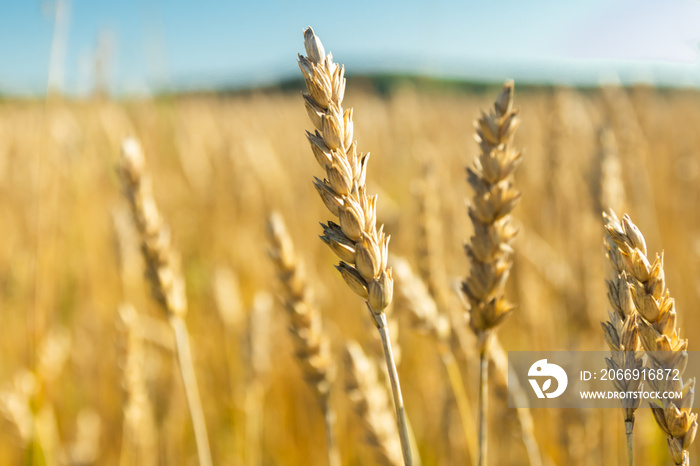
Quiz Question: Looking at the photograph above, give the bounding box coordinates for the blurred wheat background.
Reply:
[1,80,700,465]
[4,1,700,465]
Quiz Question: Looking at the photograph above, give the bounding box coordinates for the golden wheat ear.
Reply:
[118,304,158,466]
[462,80,521,339]
[266,211,340,466]
[298,27,413,465]
[605,210,697,466]
[601,210,644,466]
[461,81,522,466]
[118,138,212,466]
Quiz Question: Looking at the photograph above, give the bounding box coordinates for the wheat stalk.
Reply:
[298,27,412,465]
[118,138,212,466]
[245,292,273,466]
[461,81,522,466]
[605,211,698,466]
[211,266,247,464]
[344,340,403,466]
[266,211,340,466]
[487,337,542,466]
[451,276,542,466]
[391,255,477,462]
[601,211,645,465]
[415,157,505,463]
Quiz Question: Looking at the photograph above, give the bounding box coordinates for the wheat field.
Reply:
[1,74,700,465]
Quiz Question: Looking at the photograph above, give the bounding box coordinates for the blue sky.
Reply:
[2,0,700,96]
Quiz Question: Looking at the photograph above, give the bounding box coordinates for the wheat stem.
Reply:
[344,340,404,465]
[391,256,476,463]
[440,348,477,464]
[171,316,213,466]
[246,293,273,466]
[477,336,489,466]
[625,420,633,466]
[376,314,413,466]
[322,397,341,466]
[245,379,264,466]
[487,336,542,466]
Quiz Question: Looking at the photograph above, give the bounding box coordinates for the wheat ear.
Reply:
[0,328,70,463]
[118,138,212,466]
[118,304,158,466]
[298,27,411,465]
[605,211,698,466]
[601,212,644,465]
[266,212,340,466]
[414,162,450,308]
[344,340,403,466]
[461,81,521,466]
